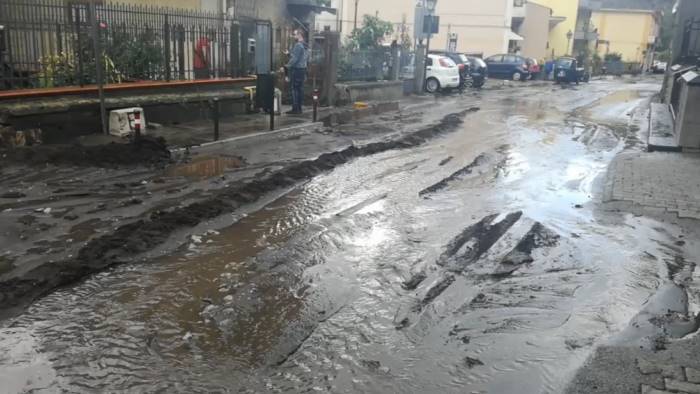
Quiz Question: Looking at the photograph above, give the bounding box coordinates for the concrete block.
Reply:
[665,378,700,393]
[686,368,700,384]
[641,384,672,394]
[109,107,146,137]
[662,365,685,381]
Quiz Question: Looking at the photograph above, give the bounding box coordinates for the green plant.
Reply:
[106,27,164,81]
[604,52,622,62]
[346,15,394,50]
[38,52,77,88]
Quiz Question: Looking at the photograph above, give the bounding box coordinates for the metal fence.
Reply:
[0,0,265,90]
[337,46,414,82]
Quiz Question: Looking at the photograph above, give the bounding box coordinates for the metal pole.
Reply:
[353,0,359,31]
[270,73,275,131]
[212,98,220,141]
[312,88,319,122]
[90,3,108,135]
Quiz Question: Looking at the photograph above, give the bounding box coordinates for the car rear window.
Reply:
[557,58,574,67]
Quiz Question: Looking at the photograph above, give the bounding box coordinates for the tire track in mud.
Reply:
[0,108,479,320]
[397,212,561,330]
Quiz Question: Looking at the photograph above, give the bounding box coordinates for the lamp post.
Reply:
[353,0,359,31]
[414,0,438,94]
[566,29,573,55]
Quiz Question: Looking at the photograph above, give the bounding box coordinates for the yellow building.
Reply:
[591,9,660,67]
[533,0,580,59]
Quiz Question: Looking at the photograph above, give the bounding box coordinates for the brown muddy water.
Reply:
[0,79,686,393]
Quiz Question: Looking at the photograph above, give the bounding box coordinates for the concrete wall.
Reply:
[518,2,551,60]
[592,10,657,64]
[534,0,580,58]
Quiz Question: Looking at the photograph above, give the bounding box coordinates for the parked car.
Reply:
[430,51,470,88]
[425,54,461,93]
[652,61,667,74]
[399,54,460,93]
[484,54,530,81]
[526,58,541,80]
[553,57,590,84]
[464,56,488,88]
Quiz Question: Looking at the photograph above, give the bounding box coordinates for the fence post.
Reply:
[89,3,108,135]
[231,22,239,77]
[75,7,85,86]
[212,98,220,141]
[164,14,171,82]
[177,24,185,80]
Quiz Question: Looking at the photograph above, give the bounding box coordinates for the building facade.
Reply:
[331,0,517,57]
[513,1,552,60]
[534,0,581,59]
[591,9,660,67]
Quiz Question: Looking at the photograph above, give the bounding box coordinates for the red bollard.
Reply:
[312,88,319,123]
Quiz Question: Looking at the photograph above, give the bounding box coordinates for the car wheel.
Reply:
[512,71,522,81]
[426,78,440,93]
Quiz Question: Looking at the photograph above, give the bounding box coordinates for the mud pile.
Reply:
[0,136,171,167]
[0,108,478,320]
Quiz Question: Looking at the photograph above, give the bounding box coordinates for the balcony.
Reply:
[578,0,602,10]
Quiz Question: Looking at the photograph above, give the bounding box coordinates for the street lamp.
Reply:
[566,29,573,55]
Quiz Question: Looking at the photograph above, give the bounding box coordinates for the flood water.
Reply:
[0,79,681,393]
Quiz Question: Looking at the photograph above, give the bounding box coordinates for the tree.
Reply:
[347,15,394,50]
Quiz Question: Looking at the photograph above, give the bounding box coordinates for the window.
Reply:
[504,55,517,63]
[486,55,503,63]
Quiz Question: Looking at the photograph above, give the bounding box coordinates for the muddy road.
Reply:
[0,77,688,393]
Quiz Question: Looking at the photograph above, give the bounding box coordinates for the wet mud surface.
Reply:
[0,109,477,320]
[0,136,171,167]
[3,77,694,394]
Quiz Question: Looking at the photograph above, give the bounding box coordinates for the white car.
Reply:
[400,54,460,93]
[425,54,460,93]
[652,61,667,74]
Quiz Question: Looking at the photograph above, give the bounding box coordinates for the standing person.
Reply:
[194,36,210,80]
[286,30,308,115]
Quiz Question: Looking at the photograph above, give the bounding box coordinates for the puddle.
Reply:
[166,156,244,180]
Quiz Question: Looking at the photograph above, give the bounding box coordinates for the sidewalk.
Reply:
[604,151,700,219]
[568,108,700,394]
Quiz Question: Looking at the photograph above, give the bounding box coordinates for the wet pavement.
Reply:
[1,76,691,393]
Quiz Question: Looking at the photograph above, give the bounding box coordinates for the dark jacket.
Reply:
[286,42,308,69]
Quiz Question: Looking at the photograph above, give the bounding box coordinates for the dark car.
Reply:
[553,57,590,84]
[484,54,530,81]
[465,56,488,88]
[430,51,470,88]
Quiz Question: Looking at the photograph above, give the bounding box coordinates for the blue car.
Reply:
[484,54,530,81]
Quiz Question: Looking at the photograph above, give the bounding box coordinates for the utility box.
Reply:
[674,70,700,149]
[109,107,146,137]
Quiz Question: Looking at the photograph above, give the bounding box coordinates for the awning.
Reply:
[549,16,566,29]
[287,0,337,15]
[506,30,524,41]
